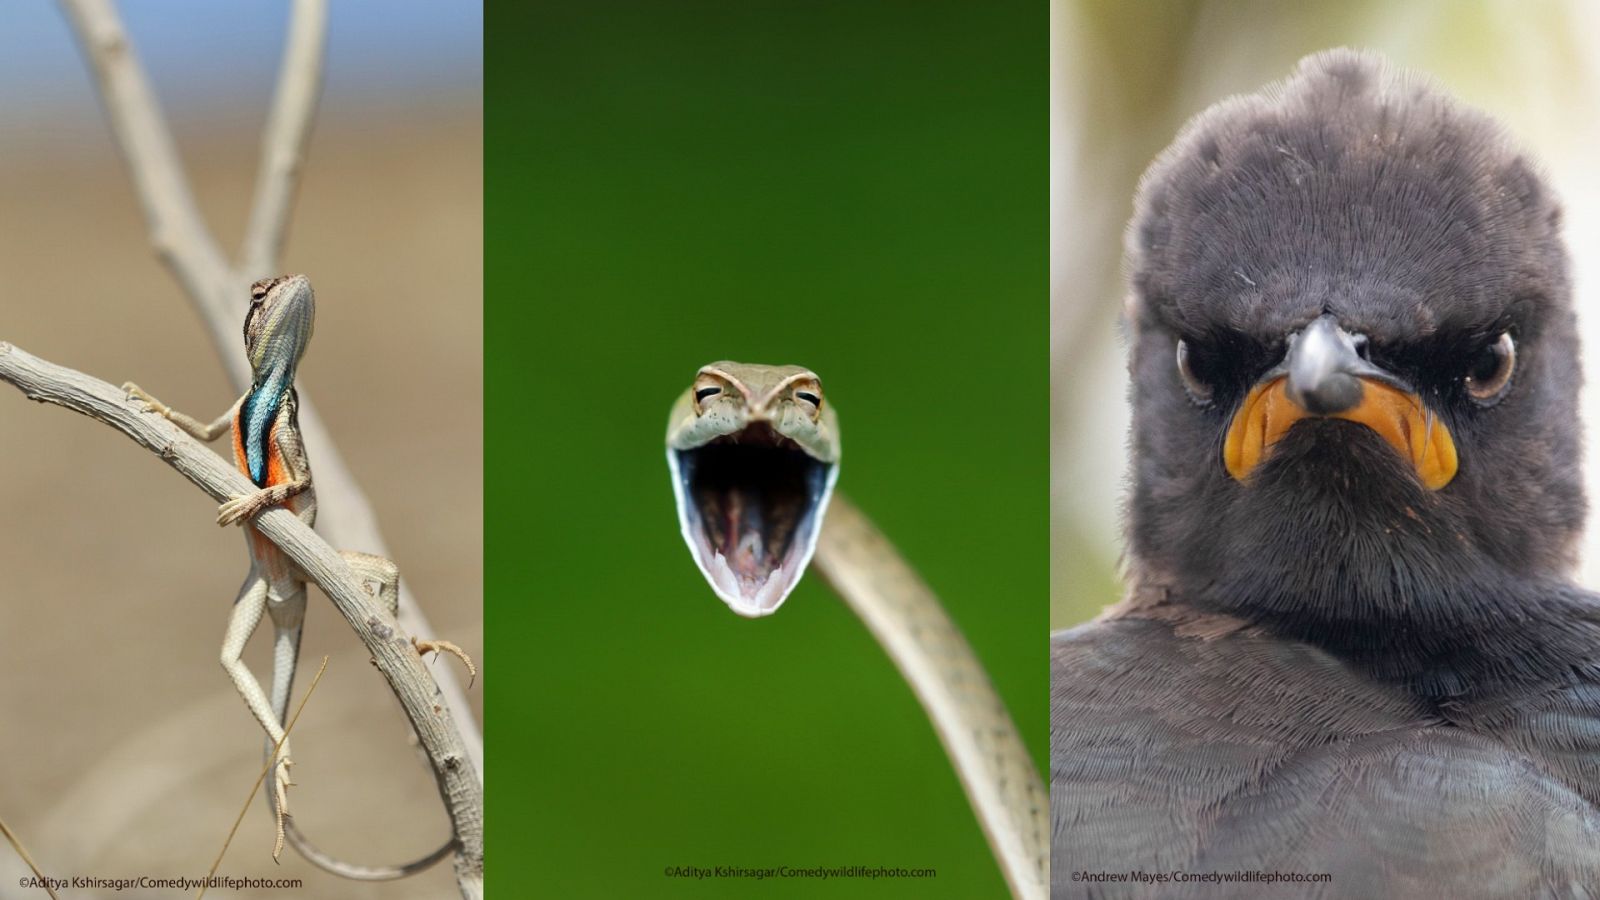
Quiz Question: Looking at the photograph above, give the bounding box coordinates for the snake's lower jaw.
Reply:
[669,425,838,617]
[694,541,809,617]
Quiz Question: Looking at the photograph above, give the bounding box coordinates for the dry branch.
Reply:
[59,0,231,310]
[0,342,484,899]
[241,0,326,279]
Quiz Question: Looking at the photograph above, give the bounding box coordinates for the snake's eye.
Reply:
[692,382,723,414]
[1465,331,1515,406]
[1175,339,1213,406]
[793,387,822,419]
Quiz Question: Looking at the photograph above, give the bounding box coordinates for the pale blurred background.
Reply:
[1053,0,1600,628]
[0,3,479,897]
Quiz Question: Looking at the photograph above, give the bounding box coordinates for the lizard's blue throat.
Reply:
[241,363,295,486]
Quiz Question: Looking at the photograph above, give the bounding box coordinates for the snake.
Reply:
[666,361,1046,900]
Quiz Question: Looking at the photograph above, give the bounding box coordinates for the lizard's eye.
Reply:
[250,280,271,303]
[1175,339,1214,406]
[1465,331,1515,406]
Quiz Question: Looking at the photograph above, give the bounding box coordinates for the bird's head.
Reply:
[1123,50,1583,631]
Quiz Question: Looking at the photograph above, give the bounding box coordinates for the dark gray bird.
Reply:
[1052,49,1600,897]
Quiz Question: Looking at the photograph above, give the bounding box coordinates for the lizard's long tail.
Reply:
[266,612,455,880]
[281,818,453,881]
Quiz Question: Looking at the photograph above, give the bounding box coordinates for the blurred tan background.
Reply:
[1053,0,1600,628]
[0,4,480,898]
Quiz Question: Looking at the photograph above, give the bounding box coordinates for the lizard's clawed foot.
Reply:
[121,382,170,416]
[217,494,259,527]
[414,637,477,688]
[217,483,305,527]
[217,488,280,526]
[271,755,294,861]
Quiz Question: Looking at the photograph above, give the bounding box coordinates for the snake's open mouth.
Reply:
[669,423,837,617]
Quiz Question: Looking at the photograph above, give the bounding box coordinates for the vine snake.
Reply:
[666,361,1047,900]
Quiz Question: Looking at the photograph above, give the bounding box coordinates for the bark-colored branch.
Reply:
[0,342,484,899]
[58,0,232,314]
[57,0,484,778]
[241,0,326,279]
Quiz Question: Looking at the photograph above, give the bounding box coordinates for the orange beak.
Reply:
[1223,376,1458,489]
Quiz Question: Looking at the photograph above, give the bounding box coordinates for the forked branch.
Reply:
[56,0,483,775]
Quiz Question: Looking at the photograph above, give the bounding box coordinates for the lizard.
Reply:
[122,274,471,878]
[665,362,1047,900]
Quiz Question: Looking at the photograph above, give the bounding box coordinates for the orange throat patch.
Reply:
[1222,377,1458,490]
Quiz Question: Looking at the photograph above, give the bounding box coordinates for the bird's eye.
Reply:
[1175,339,1213,405]
[1464,332,1515,405]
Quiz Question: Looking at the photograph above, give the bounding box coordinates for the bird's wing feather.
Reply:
[1052,617,1600,897]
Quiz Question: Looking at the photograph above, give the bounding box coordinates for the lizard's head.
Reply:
[667,361,840,617]
[245,274,316,378]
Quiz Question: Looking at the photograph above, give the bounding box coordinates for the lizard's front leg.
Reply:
[218,478,312,526]
[122,382,235,442]
[221,569,298,858]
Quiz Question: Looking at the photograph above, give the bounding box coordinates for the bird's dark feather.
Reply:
[1053,619,1600,897]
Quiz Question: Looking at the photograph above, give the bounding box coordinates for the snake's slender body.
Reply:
[816,495,1047,899]
[667,361,1046,899]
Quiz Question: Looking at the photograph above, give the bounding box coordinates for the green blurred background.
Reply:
[490,1,1043,896]
[1052,0,1600,629]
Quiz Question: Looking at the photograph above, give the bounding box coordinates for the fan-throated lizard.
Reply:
[124,274,471,878]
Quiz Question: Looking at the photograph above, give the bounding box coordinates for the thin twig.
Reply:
[56,0,483,779]
[56,0,231,320]
[0,342,484,899]
[240,0,326,279]
[0,810,59,900]
[198,656,329,900]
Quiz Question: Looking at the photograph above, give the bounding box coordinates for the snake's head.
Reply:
[667,362,841,617]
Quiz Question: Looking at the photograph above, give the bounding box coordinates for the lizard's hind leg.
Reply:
[265,586,308,717]
[221,571,299,858]
[341,550,400,617]
[263,584,307,860]
[341,550,477,685]
[271,550,457,881]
